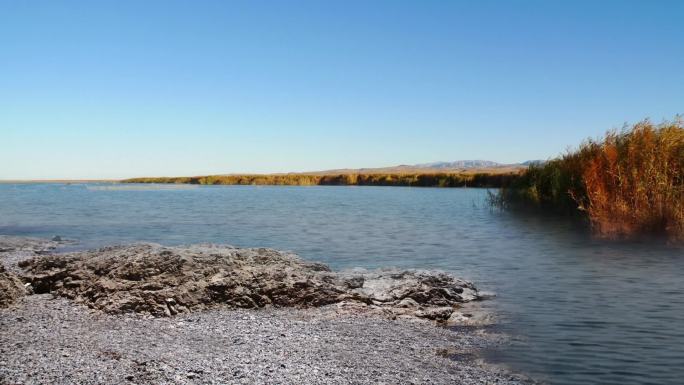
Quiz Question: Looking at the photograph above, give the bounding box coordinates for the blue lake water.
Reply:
[1,183,683,384]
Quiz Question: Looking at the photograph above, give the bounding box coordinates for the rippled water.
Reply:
[1,183,682,384]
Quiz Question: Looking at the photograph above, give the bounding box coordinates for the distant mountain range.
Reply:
[414,160,505,169]
[305,160,543,175]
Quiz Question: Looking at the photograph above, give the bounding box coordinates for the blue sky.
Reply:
[2,0,682,179]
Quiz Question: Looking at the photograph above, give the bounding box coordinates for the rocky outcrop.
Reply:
[0,264,26,308]
[0,235,59,254]
[0,235,62,274]
[0,235,59,308]
[18,243,479,320]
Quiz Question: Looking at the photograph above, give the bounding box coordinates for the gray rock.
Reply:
[446,301,497,326]
[0,264,26,307]
[396,297,420,309]
[0,235,60,275]
[415,306,455,320]
[0,235,59,254]
[18,243,479,321]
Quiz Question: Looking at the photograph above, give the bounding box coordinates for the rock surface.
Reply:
[0,235,60,308]
[19,243,479,321]
[0,264,25,307]
[0,235,60,273]
[0,235,59,254]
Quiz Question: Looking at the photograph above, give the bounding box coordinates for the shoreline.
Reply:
[0,235,529,384]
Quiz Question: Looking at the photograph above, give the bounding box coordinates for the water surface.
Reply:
[1,183,682,384]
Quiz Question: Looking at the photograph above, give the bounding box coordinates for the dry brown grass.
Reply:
[580,119,684,240]
[497,118,684,241]
[123,172,521,188]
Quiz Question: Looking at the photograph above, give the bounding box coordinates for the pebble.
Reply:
[0,295,531,385]
[0,235,533,385]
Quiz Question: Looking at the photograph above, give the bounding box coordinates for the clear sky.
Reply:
[2,0,683,179]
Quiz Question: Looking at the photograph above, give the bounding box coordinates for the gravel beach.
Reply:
[0,236,529,384]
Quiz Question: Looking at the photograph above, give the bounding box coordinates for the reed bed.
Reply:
[123,172,519,188]
[495,118,684,240]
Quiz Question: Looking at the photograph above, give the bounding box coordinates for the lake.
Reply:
[1,183,682,384]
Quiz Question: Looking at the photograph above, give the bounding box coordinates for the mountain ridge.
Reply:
[301,160,529,175]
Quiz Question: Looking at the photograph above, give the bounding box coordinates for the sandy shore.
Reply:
[0,236,529,384]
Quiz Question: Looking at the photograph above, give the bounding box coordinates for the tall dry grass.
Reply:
[497,118,684,241]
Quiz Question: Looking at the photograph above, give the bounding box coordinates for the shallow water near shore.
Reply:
[1,183,683,384]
